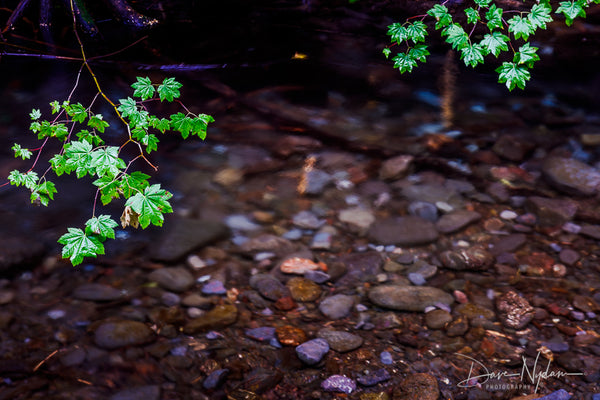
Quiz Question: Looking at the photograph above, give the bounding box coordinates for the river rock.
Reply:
[317,329,364,352]
[525,196,578,227]
[295,338,329,365]
[183,304,238,334]
[435,210,481,233]
[542,156,600,196]
[379,155,413,180]
[239,234,296,256]
[321,375,356,394]
[250,273,290,300]
[72,283,123,301]
[496,291,534,329]
[94,320,155,349]
[338,207,376,233]
[148,267,195,292]
[368,285,453,311]
[287,277,322,302]
[367,216,438,246]
[393,373,439,400]
[424,309,453,329]
[319,294,354,319]
[150,218,229,262]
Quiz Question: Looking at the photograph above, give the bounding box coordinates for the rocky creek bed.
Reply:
[3,67,600,400]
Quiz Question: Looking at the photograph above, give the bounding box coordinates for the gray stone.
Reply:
[94,320,155,349]
[321,375,356,394]
[425,309,453,329]
[542,156,600,196]
[319,294,355,319]
[72,283,123,301]
[292,210,325,229]
[150,218,229,262]
[296,338,329,365]
[368,216,438,246]
[317,329,364,352]
[148,267,195,292]
[368,285,453,312]
[109,386,160,400]
[249,274,290,301]
[525,196,578,227]
[379,155,414,180]
[239,234,296,257]
[338,207,375,233]
[435,210,481,233]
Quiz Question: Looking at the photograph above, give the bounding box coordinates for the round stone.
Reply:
[287,277,322,302]
[368,285,453,312]
[317,329,364,352]
[425,309,453,329]
[94,320,155,349]
[319,294,355,319]
[295,338,329,365]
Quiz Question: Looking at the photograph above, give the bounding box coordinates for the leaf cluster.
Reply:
[384,0,600,90]
[8,77,213,265]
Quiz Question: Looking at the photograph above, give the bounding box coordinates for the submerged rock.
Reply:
[542,157,600,196]
[368,285,453,311]
[183,304,238,334]
[496,291,534,329]
[368,216,438,246]
[94,320,155,349]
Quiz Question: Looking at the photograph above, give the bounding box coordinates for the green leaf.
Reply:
[85,215,118,239]
[153,117,171,133]
[528,3,553,29]
[141,133,159,153]
[120,171,150,198]
[514,43,540,67]
[460,43,485,67]
[90,146,124,178]
[8,170,25,187]
[93,175,122,205]
[65,103,88,123]
[191,114,215,139]
[117,97,138,118]
[556,0,586,26]
[64,140,93,178]
[30,109,41,120]
[76,129,104,146]
[50,101,60,114]
[50,154,67,176]
[31,181,57,206]
[382,48,391,59]
[508,15,536,40]
[480,31,509,57]
[88,114,109,133]
[485,4,503,30]
[407,44,429,63]
[22,171,39,190]
[474,0,491,7]
[465,7,480,24]
[52,123,69,141]
[170,112,194,139]
[12,143,32,160]
[392,52,418,73]
[387,23,408,44]
[496,62,531,90]
[405,21,428,43]
[58,227,104,266]
[157,77,182,102]
[427,4,452,29]
[441,24,469,50]
[131,76,155,101]
[125,184,173,229]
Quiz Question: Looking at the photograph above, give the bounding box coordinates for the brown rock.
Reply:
[393,373,439,400]
[525,196,578,227]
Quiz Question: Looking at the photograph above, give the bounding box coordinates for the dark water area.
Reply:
[3,2,600,399]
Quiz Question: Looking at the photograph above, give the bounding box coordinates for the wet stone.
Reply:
[542,156,600,196]
[317,329,364,352]
[240,234,296,256]
[408,201,438,222]
[559,249,580,266]
[94,320,155,349]
[435,210,481,234]
[367,216,438,246]
[580,224,600,240]
[336,251,383,286]
[109,385,160,400]
[439,247,494,271]
[0,289,15,305]
[319,294,355,319]
[393,373,439,400]
[150,218,229,262]
[455,303,495,321]
[321,375,356,394]
[536,389,572,400]
[72,283,123,301]
[356,368,391,386]
[304,169,332,195]
[424,309,452,329]
[445,315,469,337]
[280,257,320,275]
[183,304,238,334]
[224,214,261,231]
[203,369,229,390]
[368,285,453,312]
[249,273,290,301]
[201,280,227,295]
[379,155,414,180]
[525,196,578,227]
[245,327,276,342]
[338,207,376,233]
[292,210,325,229]
[305,270,330,284]
[490,234,527,256]
[276,325,307,346]
[287,277,322,302]
[496,291,534,329]
[148,267,195,293]
[295,338,329,365]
